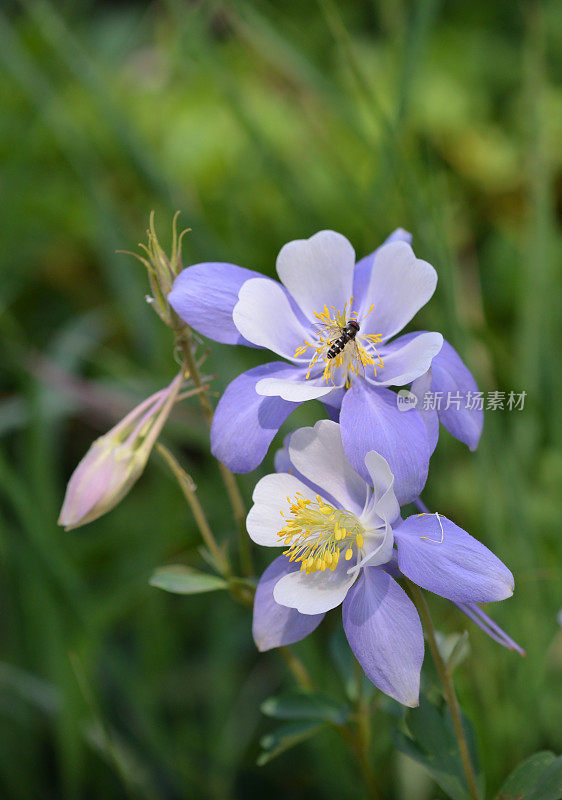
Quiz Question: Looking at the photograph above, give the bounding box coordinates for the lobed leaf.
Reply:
[257,720,326,766]
[261,690,349,725]
[497,751,562,800]
[149,565,227,595]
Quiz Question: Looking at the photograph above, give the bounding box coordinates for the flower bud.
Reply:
[59,372,183,530]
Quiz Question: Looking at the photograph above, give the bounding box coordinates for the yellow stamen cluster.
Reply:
[294,298,384,387]
[278,493,366,575]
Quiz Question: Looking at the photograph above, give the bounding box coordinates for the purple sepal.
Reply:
[169,262,265,346]
[211,362,303,473]
[340,380,429,506]
[430,339,483,450]
[394,514,514,603]
[342,568,423,707]
[253,555,324,651]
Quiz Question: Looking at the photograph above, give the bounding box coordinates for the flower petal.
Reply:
[273,556,358,615]
[288,420,368,516]
[276,231,355,321]
[256,376,338,401]
[211,362,303,473]
[347,522,394,575]
[356,242,437,341]
[430,338,483,450]
[274,433,294,475]
[169,262,264,345]
[363,450,400,525]
[247,472,318,546]
[342,568,423,707]
[273,432,331,503]
[353,228,413,301]
[369,332,443,387]
[340,380,429,506]
[410,370,439,455]
[253,556,324,651]
[394,514,514,603]
[233,278,312,360]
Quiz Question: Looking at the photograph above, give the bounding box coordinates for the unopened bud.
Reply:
[59,372,183,530]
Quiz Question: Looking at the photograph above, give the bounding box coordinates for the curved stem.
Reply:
[337,722,379,800]
[356,693,378,798]
[278,646,313,691]
[156,442,231,578]
[407,581,480,800]
[174,325,254,576]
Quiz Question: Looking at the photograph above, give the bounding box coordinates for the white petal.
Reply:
[233,278,311,361]
[273,559,358,614]
[369,332,444,387]
[276,231,356,321]
[288,420,368,515]
[357,242,437,341]
[347,523,395,574]
[256,376,336,401]
[363,450,400,525]
[247,473,318,546]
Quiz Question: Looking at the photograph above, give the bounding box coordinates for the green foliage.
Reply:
[0,0,561,797]
[261,690,350,725]
[394,693,483,800]
[257,720,326,766]
[149,564,228,595]
[497,752,562,800]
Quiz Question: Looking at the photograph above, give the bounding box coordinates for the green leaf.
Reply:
[524,758,562,800]
[257,720,325,766]
[393,692,483,800]
[497,751,562,800]
[261,690,349,725]
[149,565,227,595]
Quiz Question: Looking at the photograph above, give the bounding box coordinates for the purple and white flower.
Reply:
[248,420,514,707]
[169,229,482,504]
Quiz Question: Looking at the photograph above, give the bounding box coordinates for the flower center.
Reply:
[293,298,384,386]
[278,493,366,574]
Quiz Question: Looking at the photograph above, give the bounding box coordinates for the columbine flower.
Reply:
[169,228,482,504]
[248,420,514,706]
[58,372,184,530]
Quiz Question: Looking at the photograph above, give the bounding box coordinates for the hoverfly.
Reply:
[326,319,360,360]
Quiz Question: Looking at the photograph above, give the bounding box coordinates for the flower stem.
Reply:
[174,325,254,577]
[278,646,313,691]
[407,580,481,800]
[356,705,378,795]
[338,723,379,800]
[155,442,231,578]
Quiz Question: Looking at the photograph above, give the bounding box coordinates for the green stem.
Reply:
[174,325,254,577]
[278,646,313,691]
[407,581,480,800]
[337,721,379,800]
[155,442,231,578]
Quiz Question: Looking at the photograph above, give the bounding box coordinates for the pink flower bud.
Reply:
[59,372,183,530]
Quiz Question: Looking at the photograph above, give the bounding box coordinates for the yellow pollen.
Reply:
[277,494,367,575]
[293,299,384,386]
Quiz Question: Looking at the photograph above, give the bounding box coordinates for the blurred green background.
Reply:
[0,0,561,798]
